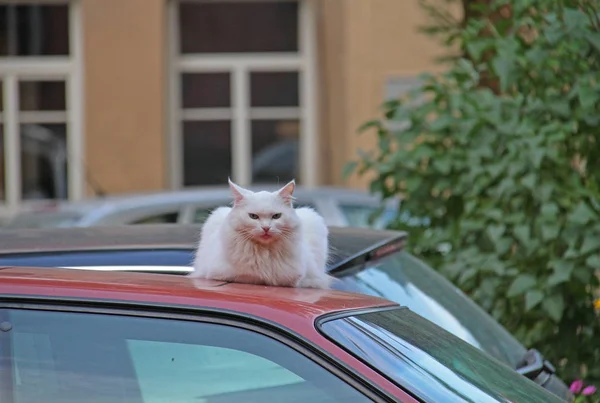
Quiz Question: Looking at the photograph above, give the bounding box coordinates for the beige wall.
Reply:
[82,0,166,196]
[80,0,450,195]
[318,0,453,189]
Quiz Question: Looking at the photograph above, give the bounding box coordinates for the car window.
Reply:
[338,204,428,229]
[320,308,561,403]
[332,251,526,368]
[193,207,216,223]
[3,211,83,229]
[2,308,370,403]
[0,250,195,268]
[130,212,179,224]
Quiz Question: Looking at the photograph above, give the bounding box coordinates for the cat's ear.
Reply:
[277,180,296,206]
[228,178,249,206]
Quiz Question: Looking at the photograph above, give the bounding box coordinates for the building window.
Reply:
[0,2,83,214]
[169,0,318,188]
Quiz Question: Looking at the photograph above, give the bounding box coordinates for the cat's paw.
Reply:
[297,274,332,290]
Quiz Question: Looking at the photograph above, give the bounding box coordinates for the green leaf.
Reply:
[563,8,589,32]
[577,84,597,110]
[542,294,564,322]
[585,254,600,269]
[458,268,477,283]
[507,274,537,297]
[342,161,359,180]
[513,225,531,247]
[581,237,600,255]
[540,223,560,241]
[492,57,513,92]
[521,173,536,190]
[434,158,452,175]
[486,224,506,243]
[586,32,600,53]
[525,290,544,311]
[568,202,596,225]
[547,261,574,286]
[358,119,382,133]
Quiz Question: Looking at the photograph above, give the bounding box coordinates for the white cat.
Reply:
[190,179,332,289]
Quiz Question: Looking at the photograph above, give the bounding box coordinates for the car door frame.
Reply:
[0,297,416,403]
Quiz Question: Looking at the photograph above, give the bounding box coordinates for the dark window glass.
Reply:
[250,72,299,107]
[0,249,195,268]
[20,123,68,200]
[193,207,216,224]
[0,7,6,55]
[320,308,561,403]
[0,125,4,201]
[251,120,299,184]
[181,73,230,108]
[0,4,69,56]
[131,212,179,224]
[183,120,231,186]
[338,204,424,229]
[3,309,370,402]
[179,1,298,54]
[332,251,526,367]
[19,80,66,111]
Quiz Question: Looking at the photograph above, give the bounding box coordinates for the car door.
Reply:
[0,304,400,403]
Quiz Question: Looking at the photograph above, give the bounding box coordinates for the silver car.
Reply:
[3,186,403,229]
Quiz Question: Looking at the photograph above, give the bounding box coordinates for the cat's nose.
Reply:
[262,226,270,233]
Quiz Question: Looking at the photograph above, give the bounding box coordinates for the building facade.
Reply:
[0,0,451,215]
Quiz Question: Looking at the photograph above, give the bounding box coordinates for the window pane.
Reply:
[251,72,299,107]
[20,123,68,200]
[179,1,298,54]
[19,80,66,111]
[252,120,299,184]
[333,252,527,368]
[0,4,70,56]
[183,121,231,186]
[0,126,4,201]
[321,309,560,403]
[0,6,6,55]
[193,207,215,224]
[181,73,230,108]
[5,309,370,402]
[131,212,179,224]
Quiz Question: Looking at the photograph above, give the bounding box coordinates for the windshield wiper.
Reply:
[516,349,556,384]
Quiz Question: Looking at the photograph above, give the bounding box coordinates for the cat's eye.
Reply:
[272,213,282,219]
[248,213,259,219]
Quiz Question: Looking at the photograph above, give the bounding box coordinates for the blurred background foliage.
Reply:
[348,0,600,385]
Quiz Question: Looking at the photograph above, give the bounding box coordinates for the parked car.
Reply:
[2,186,416,229]
[0,225,571,400]
[0,266,563,402]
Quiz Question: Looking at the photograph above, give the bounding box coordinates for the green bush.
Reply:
[348,0,600,384]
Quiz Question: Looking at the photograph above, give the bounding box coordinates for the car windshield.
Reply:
[338,204,429,229]
[332,251,526,368]
[3,211,82,229]
[319,308,562,403]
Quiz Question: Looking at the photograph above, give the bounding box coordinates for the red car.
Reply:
[0,267,562,403]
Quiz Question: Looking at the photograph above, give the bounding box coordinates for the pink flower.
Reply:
[582,386,597,396]
[570,380,584,393]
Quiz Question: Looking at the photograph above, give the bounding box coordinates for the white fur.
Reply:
[190,179,332,289]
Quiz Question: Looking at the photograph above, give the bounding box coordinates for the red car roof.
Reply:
[0,267,416,402]
[0,267,397,322]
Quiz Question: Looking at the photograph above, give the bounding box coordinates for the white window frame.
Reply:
[0,0,84,216]
[167,0,319,188]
